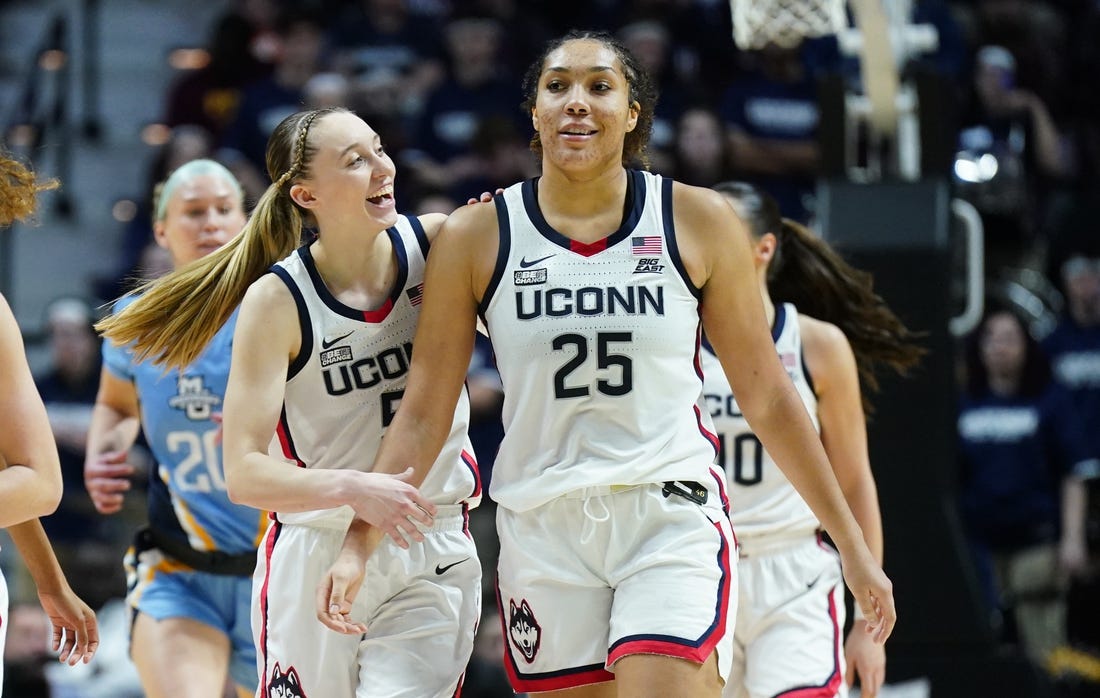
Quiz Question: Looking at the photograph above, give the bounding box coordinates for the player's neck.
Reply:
[760,285,776,329]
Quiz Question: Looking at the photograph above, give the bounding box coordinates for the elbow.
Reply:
[223,457,254,506]
[33,466,64,518]
[224,468,247,505]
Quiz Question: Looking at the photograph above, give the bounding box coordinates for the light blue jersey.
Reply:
[103,297,268,555]
[105,296,264,691]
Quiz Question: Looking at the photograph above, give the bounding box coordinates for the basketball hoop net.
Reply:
[730,0,848,50]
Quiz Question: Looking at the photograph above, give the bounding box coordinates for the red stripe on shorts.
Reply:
[607,517,733,667]
[775,589,843,697]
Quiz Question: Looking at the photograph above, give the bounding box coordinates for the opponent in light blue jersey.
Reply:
[101,301,266,554]
[87,159,261,698]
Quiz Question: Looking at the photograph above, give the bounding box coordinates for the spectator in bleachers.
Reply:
[957,305,1095,667]
[402,17,527,201]
[963,0,1070,115]
[451,0,554,78]
[161,4,276,144]
[718,40,822,223]
[617,21,700,157]
[327,0,446,118]
[955,44,1072,269]
[1042,254,1100,462]
[218,8,328,191]
[658,105,739,188]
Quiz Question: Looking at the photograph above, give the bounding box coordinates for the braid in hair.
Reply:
[274,109,325,190]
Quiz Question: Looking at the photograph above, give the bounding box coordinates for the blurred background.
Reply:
[1,0,1099,696]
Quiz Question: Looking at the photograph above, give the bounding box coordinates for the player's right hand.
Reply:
[350,467,437,549]
[840,545,896,644]
[37,584,99,665]
[84,450,134,514]
[315,549,369,635]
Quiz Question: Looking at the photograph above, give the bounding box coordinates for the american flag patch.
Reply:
[780,352,797,368]
[631,236,662,255]
[407,283,424,306]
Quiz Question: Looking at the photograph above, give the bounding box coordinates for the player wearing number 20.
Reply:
[701,182,923,698]
[85,160,263,698]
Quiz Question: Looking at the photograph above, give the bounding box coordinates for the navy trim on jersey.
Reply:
[521,169,645,256]
[478,194,512,320]
[802,350,817,397]
[772,302,786,342]
[662,176,702,301]
[299,232,409,323]
[275,405,305,467]
[270,264,313,380]
[407,213,430,257]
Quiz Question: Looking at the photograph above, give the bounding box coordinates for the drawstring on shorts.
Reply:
[580,495,612,545]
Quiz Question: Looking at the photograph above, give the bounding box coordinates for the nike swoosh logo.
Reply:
[435,557,470,575]
[806,573,823,590]
[321,330,354,349]
[519,254,556,268]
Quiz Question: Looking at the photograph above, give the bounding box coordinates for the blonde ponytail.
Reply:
[96,107,341,371]
[96,184,302,370]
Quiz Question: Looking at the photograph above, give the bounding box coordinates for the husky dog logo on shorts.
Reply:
[267,662,307,697]
[508,599,541,663]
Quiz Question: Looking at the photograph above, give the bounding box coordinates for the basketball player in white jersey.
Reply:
[98,108,482,698]
[323,31,896,698]
[1,151,99,685]
[703,183,923,698]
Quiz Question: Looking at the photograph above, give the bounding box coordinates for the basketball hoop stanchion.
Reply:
[729,0,938,181]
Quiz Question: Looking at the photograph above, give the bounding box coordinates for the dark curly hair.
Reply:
[521,30,657,168]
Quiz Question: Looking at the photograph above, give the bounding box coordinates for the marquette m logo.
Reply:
[168,375,221,420]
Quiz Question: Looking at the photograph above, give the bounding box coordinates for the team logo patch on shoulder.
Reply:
[633,257,664,273]
[267,662,307,697]
[320,346,353,367]
[514,268,548,286]
[508,598,542,663]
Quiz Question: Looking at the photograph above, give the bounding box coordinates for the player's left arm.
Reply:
[681,182,893,641]
[801,315,886,695]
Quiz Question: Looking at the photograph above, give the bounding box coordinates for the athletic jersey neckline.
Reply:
[296,224,410,323]
[521,169,646,257]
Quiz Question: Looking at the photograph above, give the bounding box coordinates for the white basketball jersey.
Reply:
[269,215,481,526]
[481,170,721,512]
[701,303,820,539]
